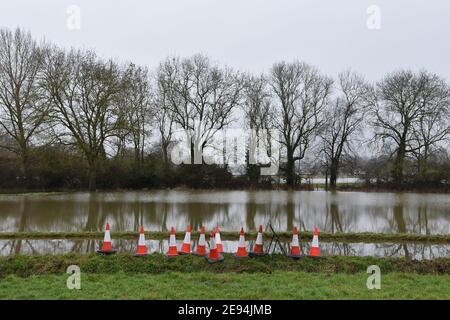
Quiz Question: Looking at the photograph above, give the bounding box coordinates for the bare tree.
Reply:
[42,48,124,190]
[120,63,153,167]
[241,74,272,183]
[370,70,449,185]
[155,65,176,168]
[270,61,332,187]
[321,70,370,189]
[159,54,243,164]
[0,28,48,177]
[412,91,450,180]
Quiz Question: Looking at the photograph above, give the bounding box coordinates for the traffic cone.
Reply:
[250,225,266,257]
[288,227,302,259]
[233,227,249,258]
[194,226,208,256]
[206,231,224,263]
[215,226,223,253]
[167,227,179,257]
[97,222,116,255]
[309,227,321,257]
[134,226,148,256]
[179,224,191,254]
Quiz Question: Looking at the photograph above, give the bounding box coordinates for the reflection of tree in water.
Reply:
[322,192,355,255]
[326,242,356,256]
[417,203,429,235]
[381,193,449,259]
[286,191,294,231]
[70,193,106,253]
[245,192,256,231]
[379,194,413,259]
[328,203,343,233]
[10,197,39,255]
[376,242,450,260]
[379,195,442,259]
[3,190,449,235]
[323,192,357,233]
[393,201,410,258]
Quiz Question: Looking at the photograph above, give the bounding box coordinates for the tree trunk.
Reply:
[417,147,429,182]
[285,149,295,187]
[20,147,29,179]
[329,158,339,189]
[87,159,97,191]
[393,141,406,186]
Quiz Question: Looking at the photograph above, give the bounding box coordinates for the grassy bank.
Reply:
[1,254,449,278]
[1,230,449,244]
[1,254,449,299]
[1,272,449,299]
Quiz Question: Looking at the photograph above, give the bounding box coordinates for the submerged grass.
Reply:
[1,230,449,244]
[0,271,449,300]
[1,253,449,278]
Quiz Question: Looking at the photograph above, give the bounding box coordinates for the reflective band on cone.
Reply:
[233,227,249,258]
[215,226,223,253]
[134,226,148,256]
[250,225,266,257]
[179,224,191,254]
[288,227,302,259]
[167,226,179,256]
[194,226,208,256]
[97,222,116,255]
[206,231,224,263]
[309,227,321,258]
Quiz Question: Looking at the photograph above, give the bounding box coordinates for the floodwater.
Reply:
[0,239,448,260]
[0,190,449,259]
[1,190,449,234]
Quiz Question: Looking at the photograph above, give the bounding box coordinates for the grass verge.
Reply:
[0,271,449,299]
[1,254,449,278]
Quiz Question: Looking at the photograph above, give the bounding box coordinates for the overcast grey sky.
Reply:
[1,0,449,81]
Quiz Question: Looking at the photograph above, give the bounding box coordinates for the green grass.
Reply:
[1,231,449,244]
[1,254,448,299]
[0,272,449,299]
[1,254,449,277]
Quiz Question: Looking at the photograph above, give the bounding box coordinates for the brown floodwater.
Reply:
[1,190,449,233]
[0,239,448,260]
[0,190,449,259]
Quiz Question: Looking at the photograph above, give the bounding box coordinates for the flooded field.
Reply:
[0,190,448,234]
[0,190,449,259]
[1,239,448,260]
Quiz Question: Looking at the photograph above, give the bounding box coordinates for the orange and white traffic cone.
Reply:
[250,225,266,257]
[206,231,224,263]
[215,226,223,253]
[233,228,249,258]
[134,226,148,256]
[194,226,208,256]
[167,226,179,257]
[179,224,191,254]
[288,227,302,259]
[309,227,321,258]
[97,222,116,255]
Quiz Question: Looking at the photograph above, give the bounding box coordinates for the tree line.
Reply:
[0,28,449,191]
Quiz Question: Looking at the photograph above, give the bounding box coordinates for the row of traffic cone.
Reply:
[97,224,320,261]
[288,227,321,259]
